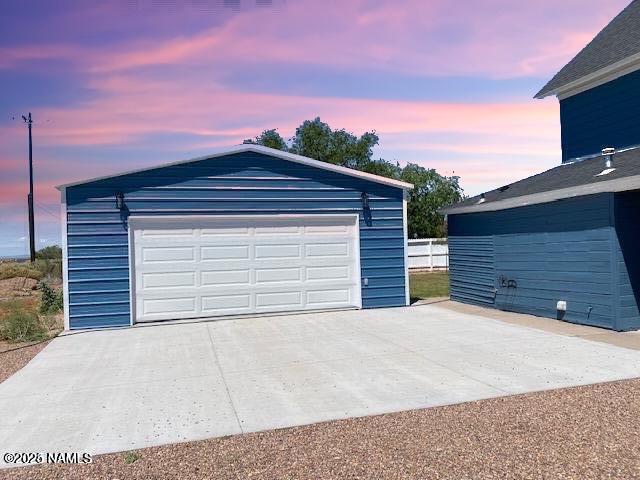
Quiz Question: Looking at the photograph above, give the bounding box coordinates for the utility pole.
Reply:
[22,113,36,262]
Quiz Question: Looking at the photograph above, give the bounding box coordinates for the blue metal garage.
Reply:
[57,145,413,330]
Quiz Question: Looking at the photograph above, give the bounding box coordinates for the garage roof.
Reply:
[536,1,640,98]
[55,144,414,191]
[441,147,640,215]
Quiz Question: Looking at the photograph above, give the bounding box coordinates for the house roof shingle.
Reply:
[442,147,640,214]
[535,0,640,98]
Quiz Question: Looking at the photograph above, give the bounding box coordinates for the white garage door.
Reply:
[130,215,361,323]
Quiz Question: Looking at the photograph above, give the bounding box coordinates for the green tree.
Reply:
[358,158,402,179]
[289,117,379,168]
[400,164,464,238]
[243,129,288,151]
[36,245,62,260]
[242,119,464,237]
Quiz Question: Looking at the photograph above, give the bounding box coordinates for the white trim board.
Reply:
[402,190,410,306]
[127,222,135,327]
[60,187,70,331]
[537,51,640,100]
[441,174,640,215]
[55,144,413,191]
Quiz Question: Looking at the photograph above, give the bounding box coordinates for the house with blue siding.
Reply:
[442,0,640,331]
[57,144,413,330]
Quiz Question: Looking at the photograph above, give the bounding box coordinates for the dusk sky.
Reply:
[0,0,629,256]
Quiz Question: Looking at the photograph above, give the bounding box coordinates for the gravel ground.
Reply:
[4,378,640,480]
[0,340,50,383]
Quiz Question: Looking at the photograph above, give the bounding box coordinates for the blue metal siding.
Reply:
[560,69,640,162]
[448,194,618,329]
[64,152,406,329]
[448,236,495,306]
[614,191,640,331]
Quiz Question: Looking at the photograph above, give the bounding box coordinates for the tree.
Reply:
[400,164,464,238]
[242,119,464,237]
[289,117,379,168]
[358,158,402,179]
[36,245,62,260]
[243,129,288,151]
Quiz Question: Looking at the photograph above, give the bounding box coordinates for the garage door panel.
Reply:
[132,216,360,322]
[254,244,301,259]
[306,265,350,281]
[201,269,251,286]
[143,297,196,315]
[255,267,301,283]
[307,289,350,306]
[201,294,251,312]
[305,243,350,257]
[135,263,198,274]
[142,246,195,263]
[201,245,250,260]
[142,271,196,289]
[255,291,302,308]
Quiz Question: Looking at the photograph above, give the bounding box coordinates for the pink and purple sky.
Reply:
[0,0,629,256]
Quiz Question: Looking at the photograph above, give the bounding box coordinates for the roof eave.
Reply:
[440,174,640,215]
[535,52,640,100]
[55,144,414,192]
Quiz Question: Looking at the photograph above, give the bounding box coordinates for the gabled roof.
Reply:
[55,144,413,191]
[536,0,640,98]
[441,147,640,215]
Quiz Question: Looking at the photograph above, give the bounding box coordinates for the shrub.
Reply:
[39,281,63,314]
[36,245,62,260]
[1,302,47,343]
[124,452,140,464]
[40,313,63,332]
[34,258,62,281]
[0,262,44,281]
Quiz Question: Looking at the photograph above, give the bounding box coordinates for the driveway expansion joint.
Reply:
[206,325,245,434]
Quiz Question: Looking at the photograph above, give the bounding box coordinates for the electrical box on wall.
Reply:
[557,300,567,312]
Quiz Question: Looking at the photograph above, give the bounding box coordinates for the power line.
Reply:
[35,203,58,219]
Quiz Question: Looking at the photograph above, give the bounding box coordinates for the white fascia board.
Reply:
[441,174,640,215]
[60,187,70,331]
[402,190,410,306]
[55,144,414,191]
[537,52,640,100]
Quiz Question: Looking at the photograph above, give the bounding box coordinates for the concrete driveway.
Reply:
[2,304,640,465]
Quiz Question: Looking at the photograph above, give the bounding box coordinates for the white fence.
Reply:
[408,238,449,270]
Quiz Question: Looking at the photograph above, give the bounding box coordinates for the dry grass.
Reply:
[5,379,640,479]
[0,296,38,319]
[0,291,63,349]
[0,262,44,281]
[0,295,61,383]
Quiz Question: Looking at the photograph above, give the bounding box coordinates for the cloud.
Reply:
[0,0,625,246]
[2,0,628,79]
[0,44,85,69]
